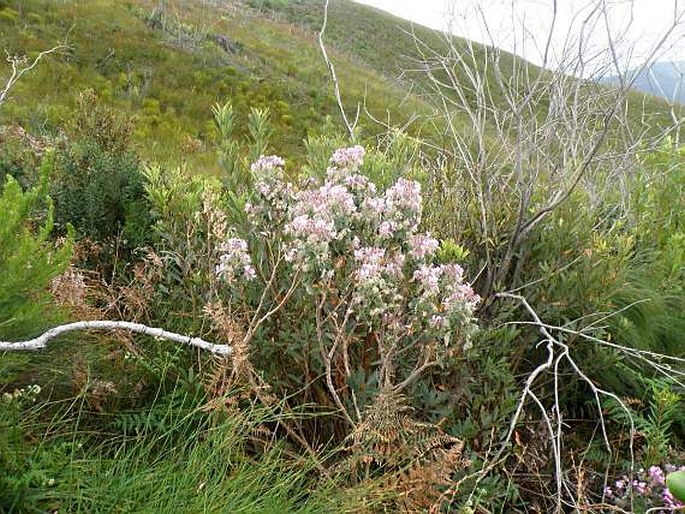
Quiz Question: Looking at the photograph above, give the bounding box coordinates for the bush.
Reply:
[0,158,72,340]
[50,92,151,249]
[202,147,480,445]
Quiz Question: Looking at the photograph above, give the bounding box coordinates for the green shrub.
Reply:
[0,8,19,25]
[50,92,151,248]
[0,158,72,340]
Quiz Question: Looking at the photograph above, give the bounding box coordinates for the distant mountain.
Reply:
[603,61,685,104]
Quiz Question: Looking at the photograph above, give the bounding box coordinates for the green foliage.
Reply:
[0,7,19,25]
[142,163,223,335]
[50,92,151,248]
[0,385,70,513]
[605,379,681,467]
[213,100,276,193]
[0,160,72,339]
[0,386,375,513]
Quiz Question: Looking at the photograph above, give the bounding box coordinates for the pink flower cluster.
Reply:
[330,145,365,171]
[411,262,481,346]
[216,146,480,350]
[409,233,439,260]
[606,464,685,511]
[250,154,285,173]
[216,237,256,283]
[250,154,293,217]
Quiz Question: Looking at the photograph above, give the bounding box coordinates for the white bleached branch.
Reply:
[0,43,67,109]
[0,320,231,356]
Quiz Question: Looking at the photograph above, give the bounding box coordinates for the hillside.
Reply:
[0,0,439,170]
[1,0,678,170]
[2,1,685,513]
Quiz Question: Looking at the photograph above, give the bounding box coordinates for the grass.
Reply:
[0,362,389,513]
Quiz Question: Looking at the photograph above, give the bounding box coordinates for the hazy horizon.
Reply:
[352,0,685,75]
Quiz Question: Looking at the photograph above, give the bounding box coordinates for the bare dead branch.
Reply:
[0,320,231,355]
[0,44,67,109]
[319,0,358,139]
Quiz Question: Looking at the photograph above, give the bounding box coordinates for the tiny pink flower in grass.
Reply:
[632,480,648,495]
[649,465,666,486]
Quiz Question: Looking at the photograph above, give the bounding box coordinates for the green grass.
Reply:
[0,368,388,513]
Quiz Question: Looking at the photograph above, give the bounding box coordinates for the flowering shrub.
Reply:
[606,464,685,512]
[211,145,479,427]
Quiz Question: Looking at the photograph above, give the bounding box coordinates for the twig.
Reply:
[1,44,67,108]
[0,320,231,355]
[318,0,358,139]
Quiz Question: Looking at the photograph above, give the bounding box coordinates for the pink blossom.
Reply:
[344,173,377,194]
[285,215,336,243]
[378,220,397,238]
[441,263,465,282]
[384,252,406,277]
[330,145,365,171]
[409,233,439,260]
[354,247,386,281]
[429,315,445,329]
[361,196,386,216]
[385,178,422,214]
[649,465,665,486]
[216,237,256,282]
[250,154,285,173]
[413,265,443,293]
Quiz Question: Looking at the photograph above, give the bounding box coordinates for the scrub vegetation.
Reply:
[1,0,684,512]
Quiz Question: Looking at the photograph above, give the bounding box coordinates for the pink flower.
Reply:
[330,145,365,171]
[429,315,445,329]
[413,265,443,293]
[385,178,421,214]
[216,237,255,282]
[251,154,285,173]
[409,233,439,260]
[384,252,405,277]
[285,215,336,243]
[648,465,665,485]
[378,220,397,238]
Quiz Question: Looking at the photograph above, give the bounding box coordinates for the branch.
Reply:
[0,44,67,109]
[0,320,231,356]
[318,0,358,140]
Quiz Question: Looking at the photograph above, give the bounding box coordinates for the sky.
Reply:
[352,0,685,74]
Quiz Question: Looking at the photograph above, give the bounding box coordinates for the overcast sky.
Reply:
[353,0,685,74]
